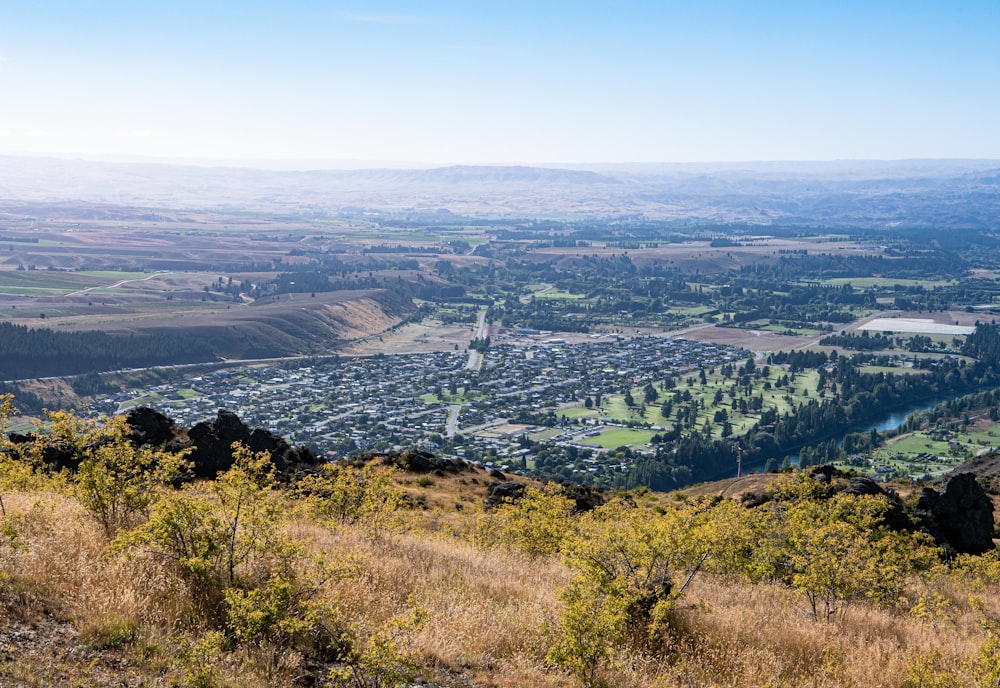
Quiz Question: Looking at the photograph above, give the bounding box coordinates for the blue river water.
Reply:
[866,396,953,433]
[754,394,964,475]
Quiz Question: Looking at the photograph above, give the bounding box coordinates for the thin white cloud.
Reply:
[337,12,433,25]
[25,130,46,137]
[116,130,151,139]
[0,130,10,137]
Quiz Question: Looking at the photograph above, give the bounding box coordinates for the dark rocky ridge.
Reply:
[129,407,322,478]
[914,473,995,555]
[5,407,321,479]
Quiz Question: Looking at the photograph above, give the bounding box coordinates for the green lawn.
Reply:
[566,365,826,441]
[669,305,714,316]
[884,432,956,456]
[964,429,1000,445]
[528,428,564,441]
[879,432,984,472]
[579,427,656,449]
[758,324,822,336]
[561,407,599,419]
[120,394,164,410]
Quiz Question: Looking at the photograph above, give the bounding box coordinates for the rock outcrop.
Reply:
[376,450,470,475]
[486,481,527,508]
[915,472,995,555]
[124,407,320,479]
[185,409,319,478]
[125,407,181,448]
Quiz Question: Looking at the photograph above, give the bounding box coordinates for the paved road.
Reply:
[465,309,489,371]
[445,405,462,437]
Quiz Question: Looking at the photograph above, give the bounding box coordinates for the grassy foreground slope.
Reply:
[1,405,1000,687]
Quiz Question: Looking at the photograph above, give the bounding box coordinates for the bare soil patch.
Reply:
[676,325,815,352]
[339,320,476,355]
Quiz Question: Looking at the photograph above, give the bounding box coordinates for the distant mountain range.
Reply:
[1,155,998,227]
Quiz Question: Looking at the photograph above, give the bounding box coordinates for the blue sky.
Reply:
[1,1,998,165]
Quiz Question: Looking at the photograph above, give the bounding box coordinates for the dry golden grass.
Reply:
[1,476,999,688]
[4,492,192,635]
[654,573,993,688]
[291,517,570,686]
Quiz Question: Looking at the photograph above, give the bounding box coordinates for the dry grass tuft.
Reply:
[295,519,567,680]
[2,476,999,687]
[660,574,992,687]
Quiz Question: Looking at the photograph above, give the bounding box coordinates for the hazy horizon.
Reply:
[2,150,1000,174]
[2,2,999,165]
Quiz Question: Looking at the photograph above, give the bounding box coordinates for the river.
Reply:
[866,396,956,433]
[760,393,966,475]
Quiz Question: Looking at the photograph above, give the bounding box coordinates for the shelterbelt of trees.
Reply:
[0,321,218,380]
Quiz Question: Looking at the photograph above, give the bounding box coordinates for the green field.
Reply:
[119,393,165,410]
[579,427,655,449]
[822,277,957,289]
[528,428,564,441]
[884,433,955,455]
[565,365,825,441]
[0,286,75,296]
[758,324,822,336]
[0,269,154,296]
[560,407,597,419]
[834,426,997,479]
[76,270,151,280]
[669,305,715,316]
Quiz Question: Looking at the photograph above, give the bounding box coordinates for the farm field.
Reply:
[675,324,819,351]
[0,269,155,296]
[532,287,585,300]
[822,277,958,288]
[835,414,1000,480]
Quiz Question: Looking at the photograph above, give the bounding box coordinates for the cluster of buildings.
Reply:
[96,336,746,479]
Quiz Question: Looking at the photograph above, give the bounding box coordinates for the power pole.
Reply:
[733,441,744,478]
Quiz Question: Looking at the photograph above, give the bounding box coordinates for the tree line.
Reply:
[0,321,218,380]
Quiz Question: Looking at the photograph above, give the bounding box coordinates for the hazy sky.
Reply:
[1,1,998,165]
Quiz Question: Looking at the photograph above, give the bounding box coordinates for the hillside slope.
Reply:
[2,409,1000,687]
[61,288,414,360]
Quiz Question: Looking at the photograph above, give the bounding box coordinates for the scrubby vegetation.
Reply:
[1,396,1000,687]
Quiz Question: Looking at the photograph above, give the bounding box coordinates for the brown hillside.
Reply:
[78,288,414,359]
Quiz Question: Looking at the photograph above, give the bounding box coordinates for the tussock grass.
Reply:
[2,472,1000,687]
[293,518,567,682]
[660,574,993,687]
